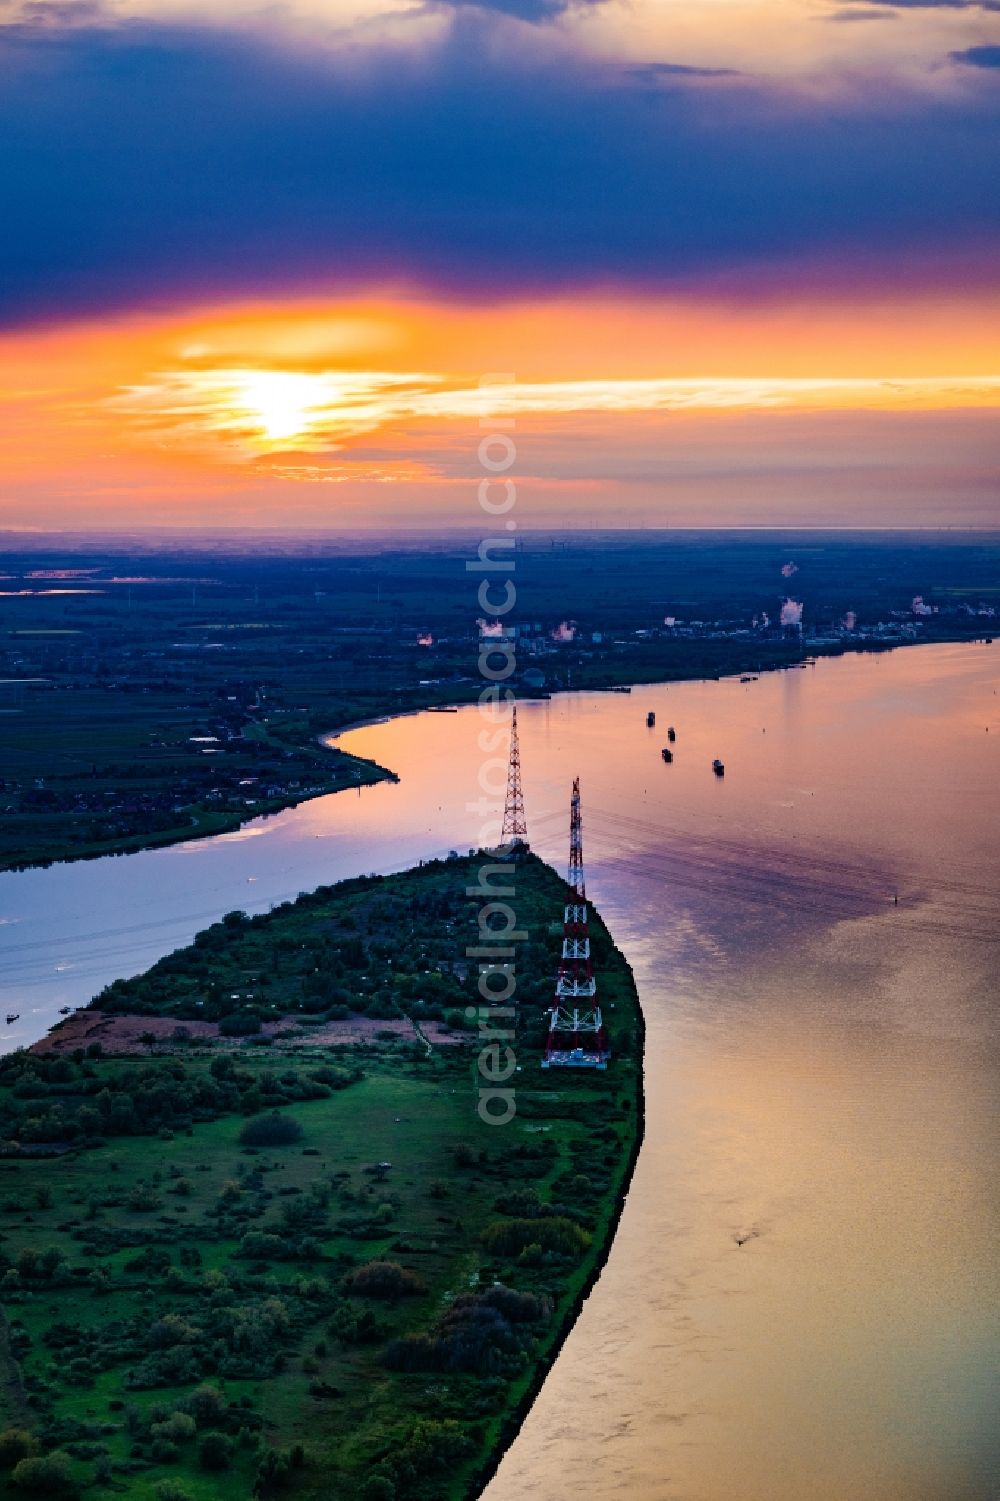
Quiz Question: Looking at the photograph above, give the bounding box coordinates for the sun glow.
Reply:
[3,294,999,527]
[236,370,323,442]
[115,369,1000,460]
[113,366,442,454]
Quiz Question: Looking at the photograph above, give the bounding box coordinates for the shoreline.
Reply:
[0,756,397,878]
[3,632,979,879]
[464,943,646,1501]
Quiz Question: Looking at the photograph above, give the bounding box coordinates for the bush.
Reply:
[153,1483,195,1501]
[478,1284,549,1322]
[0,1430,36,1469]
[480,1216,590,1258]
[219,1011,262,1037]
[152,1412,196,1444]
[10,1452,78,1496]
[392,1417,472,1478]
[199,1431,234,1471]
[238,1231,285,1261]
[382,1283,548,1376]
[125,1183,161,1212]
[239,1113,303,1148]
[494,1187,545,1217]
[186,1384,225,1428]
[360,1478,396,1501]
[312,1065,350,1087]
[343,1261,426,1300]
[255,1446,290,1492]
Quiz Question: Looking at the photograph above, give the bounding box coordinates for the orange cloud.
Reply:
[2,291,998,529]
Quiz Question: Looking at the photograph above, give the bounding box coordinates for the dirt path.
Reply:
[31,1008,468,1056]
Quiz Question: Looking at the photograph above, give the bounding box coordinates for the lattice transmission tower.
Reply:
[499,706,529,852]
[542,777,609,1070]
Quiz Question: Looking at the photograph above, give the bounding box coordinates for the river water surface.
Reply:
[1,642,998,1500]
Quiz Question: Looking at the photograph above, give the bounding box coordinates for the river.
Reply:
[1,641,998,1500]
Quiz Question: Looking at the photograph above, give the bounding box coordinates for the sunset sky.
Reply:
[1,0,998,531]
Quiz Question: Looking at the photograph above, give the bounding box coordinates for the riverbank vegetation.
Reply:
[0,853,643,1500]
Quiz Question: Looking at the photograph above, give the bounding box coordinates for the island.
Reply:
[0,851,643,1501]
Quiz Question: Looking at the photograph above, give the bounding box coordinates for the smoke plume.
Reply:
[781,561,799,578]
[911,595,934,616]
[780,598,804,627]
[550,620,577,642]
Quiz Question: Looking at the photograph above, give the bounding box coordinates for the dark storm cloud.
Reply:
[0,14,998,324]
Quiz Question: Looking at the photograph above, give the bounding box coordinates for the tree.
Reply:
[254,1447,290,1494]
[39,1247,63,1278]
[186,1384,225,1428]
[480,1215,590,1258]
[14,1249,39,1279]
[343,1261,426,1300]
[153,1481,195,1501]
[75,1106,101,1137]
[220,1012,262,1037]
[126,1182,161,1212]
[199,1432,234,1472]
[151,1412,196,1444]
[0,1430,36,1469]
[10,1451,78,1496]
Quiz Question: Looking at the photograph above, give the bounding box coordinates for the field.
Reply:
[2,530,996,870]
[0,853,643,1501]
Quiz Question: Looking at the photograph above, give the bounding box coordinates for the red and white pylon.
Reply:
[542,777,609,1069]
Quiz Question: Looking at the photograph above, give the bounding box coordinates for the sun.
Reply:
[235,370,322,443]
